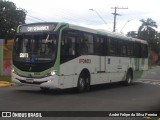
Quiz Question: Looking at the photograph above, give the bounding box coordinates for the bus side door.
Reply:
[134,42,141,71]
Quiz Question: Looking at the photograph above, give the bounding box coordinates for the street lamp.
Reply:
[89,9,111,31]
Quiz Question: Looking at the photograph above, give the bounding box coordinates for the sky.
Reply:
[9,0,160,34]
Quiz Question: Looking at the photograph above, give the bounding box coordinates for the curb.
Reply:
[0,81,12,87]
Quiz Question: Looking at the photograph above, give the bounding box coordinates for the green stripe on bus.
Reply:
[133,71,143,79]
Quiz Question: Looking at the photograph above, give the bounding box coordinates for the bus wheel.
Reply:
[85,77,90,91]
[77,75,86,93]
[124,71,132,86]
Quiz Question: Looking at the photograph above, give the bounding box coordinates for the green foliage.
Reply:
[127,18,160,54]
[138,18,157,40]
[126,31,138,38]
[138,18,160,53]
[0,0,26,43]
[0,76,11,82]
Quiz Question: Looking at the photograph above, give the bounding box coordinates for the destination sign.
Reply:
[27,26,49,32]
[19,23,56,33]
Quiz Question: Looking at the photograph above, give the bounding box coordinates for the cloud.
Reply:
[9,0,160,33]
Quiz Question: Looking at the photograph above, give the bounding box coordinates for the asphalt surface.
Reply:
[0,66,160,120]
[0,82,160,111]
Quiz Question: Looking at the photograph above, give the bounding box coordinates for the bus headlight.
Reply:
[47,80,52,83]
[50,71,56,76]
[12,68,15,73]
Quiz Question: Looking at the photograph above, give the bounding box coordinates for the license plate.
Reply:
[26,78,33,83]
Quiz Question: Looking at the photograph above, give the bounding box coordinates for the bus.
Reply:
[12,22,148,92]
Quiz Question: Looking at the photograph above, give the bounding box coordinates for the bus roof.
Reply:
[69,23,147,44]
[18,22,147,44]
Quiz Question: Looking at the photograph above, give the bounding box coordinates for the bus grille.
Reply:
[16,78,47,85]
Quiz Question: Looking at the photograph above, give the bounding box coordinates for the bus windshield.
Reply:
[13,33,57,63]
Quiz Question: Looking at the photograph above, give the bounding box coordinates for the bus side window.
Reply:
[79,33,93,55]
[60,36,76,64]
[134,42,141,58]
[61,37,67,55]
[80,39,88,54]
[61,37,75,56]
[95,36,106,56]
[141,44,148,58]
[109,37,117,56]
[69,38,75,55]
[125,41,134,57]
[130,42,134,57]
[122,42,127,56]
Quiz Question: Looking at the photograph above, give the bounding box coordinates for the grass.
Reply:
[150,117,160,120]
[0,76,11,82]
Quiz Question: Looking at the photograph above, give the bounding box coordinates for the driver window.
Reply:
[61,36,75,56]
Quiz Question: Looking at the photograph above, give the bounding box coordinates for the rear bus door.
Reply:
[95,36,106,72]
[134,42,141,71]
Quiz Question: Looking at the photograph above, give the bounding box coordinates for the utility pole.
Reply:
[111,7,128,32]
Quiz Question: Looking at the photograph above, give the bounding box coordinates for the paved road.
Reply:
[0,66,160,120]
[137,66,160,86]
[1,82,160,111]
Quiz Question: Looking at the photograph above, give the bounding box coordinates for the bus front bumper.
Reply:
[11,72,59,89]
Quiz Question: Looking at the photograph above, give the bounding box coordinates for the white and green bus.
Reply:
[12,22,148,92]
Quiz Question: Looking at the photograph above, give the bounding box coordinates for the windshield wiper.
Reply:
[45,34,49,43]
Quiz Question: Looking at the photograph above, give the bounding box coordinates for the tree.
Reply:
[138,18,158,52]
[154,32,160,53]
[138,18,157,41]
[0,0,26,44]
[126,31,138,38]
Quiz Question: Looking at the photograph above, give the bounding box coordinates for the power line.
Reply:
[16,0,112,28]
[26,16,41,23]
[89,9,112,31]
[19,0,107,25]
[27,15,46,22]
[120,20,131,33]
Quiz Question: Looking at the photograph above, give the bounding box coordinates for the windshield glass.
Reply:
[13,34,57,63]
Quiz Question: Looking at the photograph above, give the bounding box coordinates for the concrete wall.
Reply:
[0,39,13,76]
[149,51,159,65]
[3,40,13,76]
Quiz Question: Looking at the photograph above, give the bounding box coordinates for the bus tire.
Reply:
[77,70,90,93]
[85,77,90,91]
[124,70,133,86]
[77,74,86,93]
